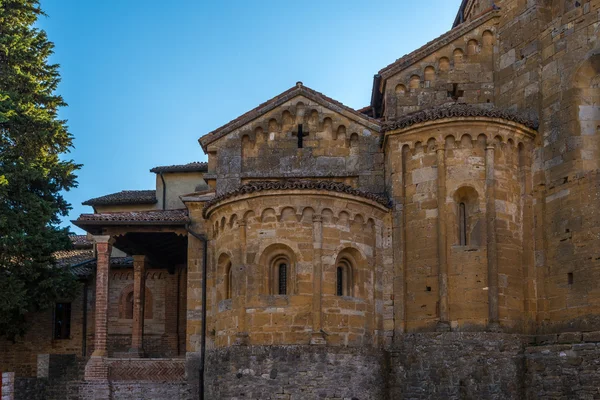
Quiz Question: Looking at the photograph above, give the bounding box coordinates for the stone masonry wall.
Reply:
[389,333,526,399]
[204,345,387,400]
[525,331,600,399]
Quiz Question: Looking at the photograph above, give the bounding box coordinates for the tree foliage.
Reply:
[0,0,81,339]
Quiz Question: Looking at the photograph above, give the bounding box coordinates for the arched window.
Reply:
[118,285,153,319]
[453,186,481,246]
[226,262,233,299]
[217,253,233,302]
[459,202,468,245]
[259,243,297,296]
[125,291,134,319]
[278,263,287,295]
[334,256,356,297]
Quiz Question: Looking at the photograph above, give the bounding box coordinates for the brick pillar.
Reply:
[84,235,112,381]
[310,214,325,345]
[163,268,180,355]
[486,144,500,331]
[129,255,147,356]
[436,146,450,331]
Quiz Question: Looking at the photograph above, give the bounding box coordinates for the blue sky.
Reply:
[38,0,461,233]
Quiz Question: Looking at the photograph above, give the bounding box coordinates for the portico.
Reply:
[73,210,189,381]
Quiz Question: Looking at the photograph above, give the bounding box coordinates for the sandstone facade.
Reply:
[2,1,600,399]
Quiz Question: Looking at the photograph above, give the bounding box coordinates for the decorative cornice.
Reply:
[383,103,539,132]
[379,10,499,80]
[198,82,381,152]
[203,181,391,218]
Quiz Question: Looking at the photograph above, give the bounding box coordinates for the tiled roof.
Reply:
[54,249,95,268]
[203,181,390,217]
[378,10,499,79]
[199,82,381,151]
[383,103,539,132]
[82,190,157,206]
[69,234,92,248]
[69,257,134,278]
[76,209,189,224]
[150,162,208,174]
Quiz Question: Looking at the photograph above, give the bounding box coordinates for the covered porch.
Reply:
[72,209,189,382]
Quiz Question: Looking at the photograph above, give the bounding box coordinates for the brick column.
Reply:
[486,144,500,331]
[129,255,147,356]
[310,214,325,345]
[84,235,112,381]
[436,146,450,331]
[163,268,180,355]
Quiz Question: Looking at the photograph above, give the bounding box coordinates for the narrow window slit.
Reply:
[278,263,287,295]
[459,202,467,245]
[336,266,344,296]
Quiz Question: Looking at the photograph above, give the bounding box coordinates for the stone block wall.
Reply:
[204,190,391,348]
[384,119,535,332]
[205,94,384,195]
[389,333,526,399]
[204,345,387,400]
[525,331,600,399]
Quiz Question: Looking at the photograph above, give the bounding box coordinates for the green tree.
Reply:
[0,0,80,339]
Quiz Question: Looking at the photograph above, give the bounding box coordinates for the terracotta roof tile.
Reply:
[150,162,208,174]
[54,249,95,268]
[383,103,539,132]
[69,234,92,248]
[83,190,157,206]
[76,209,189,224]
[199,82,381,151]
[203,181,390,217]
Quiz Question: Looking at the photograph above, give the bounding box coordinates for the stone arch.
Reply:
[409,75,420,89]
[350,132,359,153]
[467,39,479,55]
[322,208,334,224]
[424,66,436,83]
[335,124,347,141]
[228,214,238,229]
[119,284,153,319]
[395,83,407,96]
[460,134,473,149]
[453,48,464,64]
[334,247,367,298]
[279,206,298,222]
[282,110,294,132]
[323,117,333,138]
[452,186,483,246]
[258,243,298,295]
[426,137,437,152]
[301,206,315,223]
[482,30,494,47]
[261,208,277,223]
[439,57,450,72]
[268,118,279,134]
[217,253,233,302]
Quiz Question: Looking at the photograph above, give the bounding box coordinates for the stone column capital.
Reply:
[93,235,114,245]
[312,214,323,223]
[132,255,148,263]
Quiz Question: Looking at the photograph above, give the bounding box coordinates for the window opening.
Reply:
[459,202,467,245]
[336,266,344,296]
[278,263,287,295]
[54,303,71,339]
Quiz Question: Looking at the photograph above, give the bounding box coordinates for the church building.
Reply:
[2,1,600,399]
